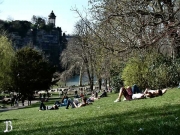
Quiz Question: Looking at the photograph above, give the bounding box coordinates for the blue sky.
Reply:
[0,0,89,34]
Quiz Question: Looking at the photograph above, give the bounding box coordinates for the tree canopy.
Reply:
[0,33,15,92]
[11,47,56,95]
[62,0,180,89]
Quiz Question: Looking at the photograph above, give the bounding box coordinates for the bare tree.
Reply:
[88,0,180,57]
[60,40,82,86]
[63,0,180,90]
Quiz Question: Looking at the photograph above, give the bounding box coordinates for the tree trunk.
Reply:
[104,78,108,90]
[98,78,102,90]
[79,65,83,86]
[90,78,94,92]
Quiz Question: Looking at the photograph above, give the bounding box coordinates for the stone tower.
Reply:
[48,10,56,27]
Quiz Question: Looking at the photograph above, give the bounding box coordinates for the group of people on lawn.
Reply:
[39,84,167,110]
[39,88,108,110]
[114,84,167,102]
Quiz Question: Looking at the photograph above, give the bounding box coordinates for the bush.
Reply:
[121,52,180,90]
[111,76,123,93]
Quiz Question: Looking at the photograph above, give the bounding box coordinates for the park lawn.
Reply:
[0,88,180,135]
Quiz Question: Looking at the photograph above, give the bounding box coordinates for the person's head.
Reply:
[158,90,163,96]
[54,104,58,109]
[147,92,153,98]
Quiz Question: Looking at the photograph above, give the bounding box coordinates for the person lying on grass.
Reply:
[114,86,167,102]
[39,100,59,111]
[143,88,167,98]
[114,86,133,102]
[132,88,167,99]
[46,104,59,110]
[66,97,92,109]
[87,91,100,102]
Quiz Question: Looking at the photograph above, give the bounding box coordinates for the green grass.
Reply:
[0,88,180,135]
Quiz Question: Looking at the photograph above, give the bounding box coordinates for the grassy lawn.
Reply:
[0,88,180,135]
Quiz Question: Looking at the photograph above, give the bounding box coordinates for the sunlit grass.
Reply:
[0,88,180,135]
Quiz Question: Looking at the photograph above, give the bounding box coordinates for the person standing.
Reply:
[21,95,25,106]
[39,99,46,110]
[11,95,15,107]
[15,94,20,106]
[28,95,32,106]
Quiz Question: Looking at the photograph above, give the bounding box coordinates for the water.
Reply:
[66,75,88,86]
[66,75,97,86]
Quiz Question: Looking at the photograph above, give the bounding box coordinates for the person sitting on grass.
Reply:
[87,91,100,102]
[73,97,87,108]
[65,98,78,109]
[74,90,80,98]
[39,100,46,110]
[99,90,107,98]
[114,86,133,102]
[53,95,69,107]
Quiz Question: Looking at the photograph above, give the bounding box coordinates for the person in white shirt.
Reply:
[132,88,167,99]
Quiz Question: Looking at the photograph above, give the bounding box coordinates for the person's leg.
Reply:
[22,101,24,106]
[162,89,167,94]
[66,99,71,109]
[122,87,132,100]
[95,92,98,98]
[11,101,13,107]
[136,86,141,93]
[132,85,135,94]
[132,85,140,94]
[40,102,43,110]
[134,85,141,93]
[100,92,105,97]
[17,100,19,106]
[43,103,46,110]
[72,102,78,108]
[114,87,124,102]
[143,88,149,94]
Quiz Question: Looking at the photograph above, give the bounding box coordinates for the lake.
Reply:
[66,75,97,86]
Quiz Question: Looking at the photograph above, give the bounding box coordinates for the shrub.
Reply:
[111,76,123,93]
[121,52,180,90]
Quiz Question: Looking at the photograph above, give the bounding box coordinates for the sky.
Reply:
[0,0,89,34]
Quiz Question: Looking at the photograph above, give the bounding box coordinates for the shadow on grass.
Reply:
[0,119,18,122]
[7,103,180,135]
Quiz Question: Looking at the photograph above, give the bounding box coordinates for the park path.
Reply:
[0,100,39,112]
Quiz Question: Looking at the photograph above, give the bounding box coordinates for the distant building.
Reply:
[48,10,56,27]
